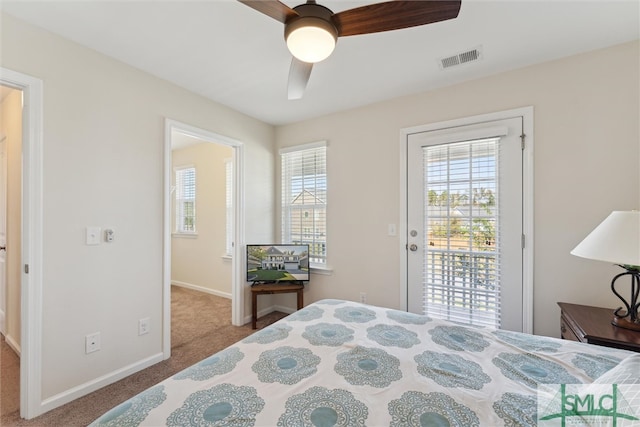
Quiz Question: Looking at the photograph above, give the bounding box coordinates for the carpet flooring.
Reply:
[0,286,286,426]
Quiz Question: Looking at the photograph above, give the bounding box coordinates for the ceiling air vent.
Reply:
[439,46,483,70]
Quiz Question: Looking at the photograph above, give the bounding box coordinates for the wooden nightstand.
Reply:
[558,302,640,352]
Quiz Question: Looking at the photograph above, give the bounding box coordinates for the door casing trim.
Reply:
[399,107,534,334]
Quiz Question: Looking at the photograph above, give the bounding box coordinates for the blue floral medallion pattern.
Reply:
[429,325,490,352]
[244,325,293,345]
[252,346,321,384]
[174,348,244,381]
[492,352,580,387]
[277,386,368,427]
[334,346,402,388]
[166,384,264,426]
[287,306,324,322]
[493,392,537,427]
[572,353,622,379]
[334,306,377,323]
[388,391,479,427]
[91,385,166,426]
[386,310,431,325]
[414,351,491,390]
[366,324,420,348]
[302,323,355,347]
[493,330,561,353]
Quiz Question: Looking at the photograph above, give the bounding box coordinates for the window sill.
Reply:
[172,233,198,239]
[311,265,333,276]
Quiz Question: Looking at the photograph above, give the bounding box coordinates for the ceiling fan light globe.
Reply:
[285,17,337,63]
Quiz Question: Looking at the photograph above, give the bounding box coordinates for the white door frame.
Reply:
[163,119,245,356]
[0,68,44,418]
[399,107,534,333]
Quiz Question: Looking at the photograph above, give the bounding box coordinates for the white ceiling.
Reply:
[2,0,638,125]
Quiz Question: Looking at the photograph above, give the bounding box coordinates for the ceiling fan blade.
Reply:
[237,0,298,24]
[333,1,461,37]
[288,58,313,100]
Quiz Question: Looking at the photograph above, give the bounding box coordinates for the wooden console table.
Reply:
[251,283,304,329]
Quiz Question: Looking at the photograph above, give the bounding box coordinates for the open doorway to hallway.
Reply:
[0,83,23,418]
[163,119,245,357]
[170,132,234,298]
[0,84,23,347]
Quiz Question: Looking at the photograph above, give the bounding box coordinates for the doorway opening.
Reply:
[1,68,44,419]
[0,84,19,345]
[0,85,23,418]
[163,120,245,357]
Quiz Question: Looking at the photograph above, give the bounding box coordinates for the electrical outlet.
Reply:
[139,317,150,336]
[85,332,101,354]
[359,292,367,304]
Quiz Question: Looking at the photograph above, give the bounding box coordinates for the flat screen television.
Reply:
[246,244,310,284]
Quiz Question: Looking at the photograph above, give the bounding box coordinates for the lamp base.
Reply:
[612,315,640,332]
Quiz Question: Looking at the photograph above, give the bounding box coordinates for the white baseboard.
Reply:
[242,304,295,326]
[39,352,164,415]
[4,332,21,356]
[273,304,297,315]
[171,281,232,299]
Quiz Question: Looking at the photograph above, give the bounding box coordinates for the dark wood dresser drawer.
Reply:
[560,314,580,342]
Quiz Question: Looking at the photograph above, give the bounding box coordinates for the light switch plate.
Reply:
[86,226,101,245]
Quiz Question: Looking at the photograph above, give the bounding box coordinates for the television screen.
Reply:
[246,244,310,283]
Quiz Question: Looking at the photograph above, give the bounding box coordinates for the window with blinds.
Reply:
[423,138,500,328]
[175,166,196,233]
[281,142,327,266]
[225,158,233,256]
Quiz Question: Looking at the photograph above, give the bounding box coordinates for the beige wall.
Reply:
[0,88,22,349]
[1,12,275,405]
[275,40,640,338]
[1,6,638,416]
[171,142,233,296]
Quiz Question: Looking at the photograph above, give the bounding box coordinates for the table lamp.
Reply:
[571,211,640,331]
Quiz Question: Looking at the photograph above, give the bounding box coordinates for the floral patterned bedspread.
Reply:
[89,299,634,426]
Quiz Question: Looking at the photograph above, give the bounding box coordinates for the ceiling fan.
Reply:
[238,0,462,99]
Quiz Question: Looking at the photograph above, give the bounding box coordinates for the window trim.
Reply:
[280,140,328,269]
[279,140,327,155]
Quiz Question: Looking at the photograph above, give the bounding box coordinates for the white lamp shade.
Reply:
[571,211,640,267]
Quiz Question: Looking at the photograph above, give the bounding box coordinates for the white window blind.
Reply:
[423,138,501,328]
[175,166,196,233]
[281,142,327,266]
[225,158,233,256]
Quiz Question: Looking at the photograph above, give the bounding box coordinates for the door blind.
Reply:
[422,138,501,328]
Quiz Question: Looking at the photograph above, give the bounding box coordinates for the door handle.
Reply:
[409,244,418,252]
[0,246,6,251]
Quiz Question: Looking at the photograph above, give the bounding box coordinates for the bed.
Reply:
[89,299,639,426]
